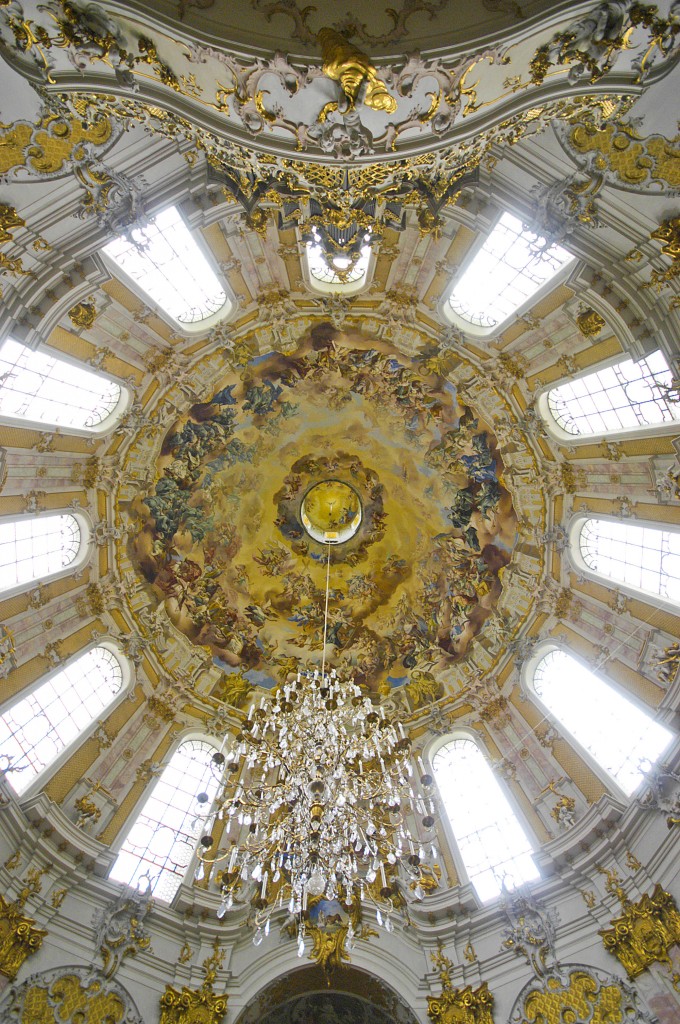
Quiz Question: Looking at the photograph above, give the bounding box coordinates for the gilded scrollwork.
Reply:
[0,966,144,1024]
[68,300,97,328]
[643,215,680,292]
[557,120,680,195]
[509,965,650,1024]
[576,307,606,337]
[0,0,654,161]
[0,109,119,179]
[427,946,494,1024]
[529,2,679,86]
[599,882,680,979]
[0,894,47,980]
[160,941,227,1024]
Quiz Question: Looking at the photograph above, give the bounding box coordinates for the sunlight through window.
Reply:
[305,235,371,288]
[433,736,539,901]
[104,206,227,325]
[0,339,121,431]
[547,350,679,436]
[578,518,680,602]
[0,647,124,795]
[0,514,81,593]
[532,649,672,796]
[448,212,574,330]
[110,739,220,902]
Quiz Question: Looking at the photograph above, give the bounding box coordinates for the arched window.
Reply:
[103,206,229,327]
[0,339,123,432]
[531,649,673,796]
[305,231,371,292]
[546,350,680,437]
[432,736,539,901]
[446,212,574,333]
[0,646,125,796]
[0,514,83,594]
[577,518,680,603]
[109,738,220,902]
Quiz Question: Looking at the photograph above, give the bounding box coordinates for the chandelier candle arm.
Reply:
[195,667,439,946]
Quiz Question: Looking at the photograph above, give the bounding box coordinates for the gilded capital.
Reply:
[0,894,47,980]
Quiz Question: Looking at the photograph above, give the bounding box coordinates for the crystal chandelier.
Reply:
[195,536,439,952]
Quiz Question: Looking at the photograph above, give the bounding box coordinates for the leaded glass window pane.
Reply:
[0,647,124,795]
[579,518,680,602]
[306,238,371,287]
[109,739,220,902]
[433,737,539,901]
[532,649,672,796]
[448,213,574,329]
[0,339,121,430]
[0,514,81,592]
[547,351,679,436]
[103,206,227,324]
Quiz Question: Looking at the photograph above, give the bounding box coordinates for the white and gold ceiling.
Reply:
[0,1,679,1022]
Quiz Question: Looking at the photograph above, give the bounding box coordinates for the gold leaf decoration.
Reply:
[427,982,494,1024]
[428,946,494,1024]
[514,968,636,1024]
[0,203,25,243]
[0,114,114,177]
[68,301,98,329]
[565,122,680,192]
[0,894,47,980]
[575,308,606,338]
[599,883,680,978]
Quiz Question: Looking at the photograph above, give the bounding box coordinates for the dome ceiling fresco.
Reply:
[130,327,520,696]
[119,0,565,55]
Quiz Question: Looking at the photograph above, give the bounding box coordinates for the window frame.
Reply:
[522,640,672,801]
[0,640,132,801]
[0,510,92,601]
[537,350,680,444]
[0,337,130,437]
[101,206,234,334]
[440,213,577,338]
[108,730,220,903]
[568,512,680,615]
[301,238,375,296]
[426,727,540,902]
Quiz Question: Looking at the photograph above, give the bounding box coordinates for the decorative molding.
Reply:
[93,887,153,978]
[0,966,144,1024]
[557,120,680,195]
[509,964,652,1024]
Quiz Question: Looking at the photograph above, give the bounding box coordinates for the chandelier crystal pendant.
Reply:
[195,515,439,952]
[197,669,439,946]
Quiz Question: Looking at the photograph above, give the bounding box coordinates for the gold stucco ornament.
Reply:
[68,300,98,329]
[599,882,680,978]
[427,946,494,1024]
[0,893,47,980]
[575,307,606,338]
[160,942,227,1024]
[318,28,398,114]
